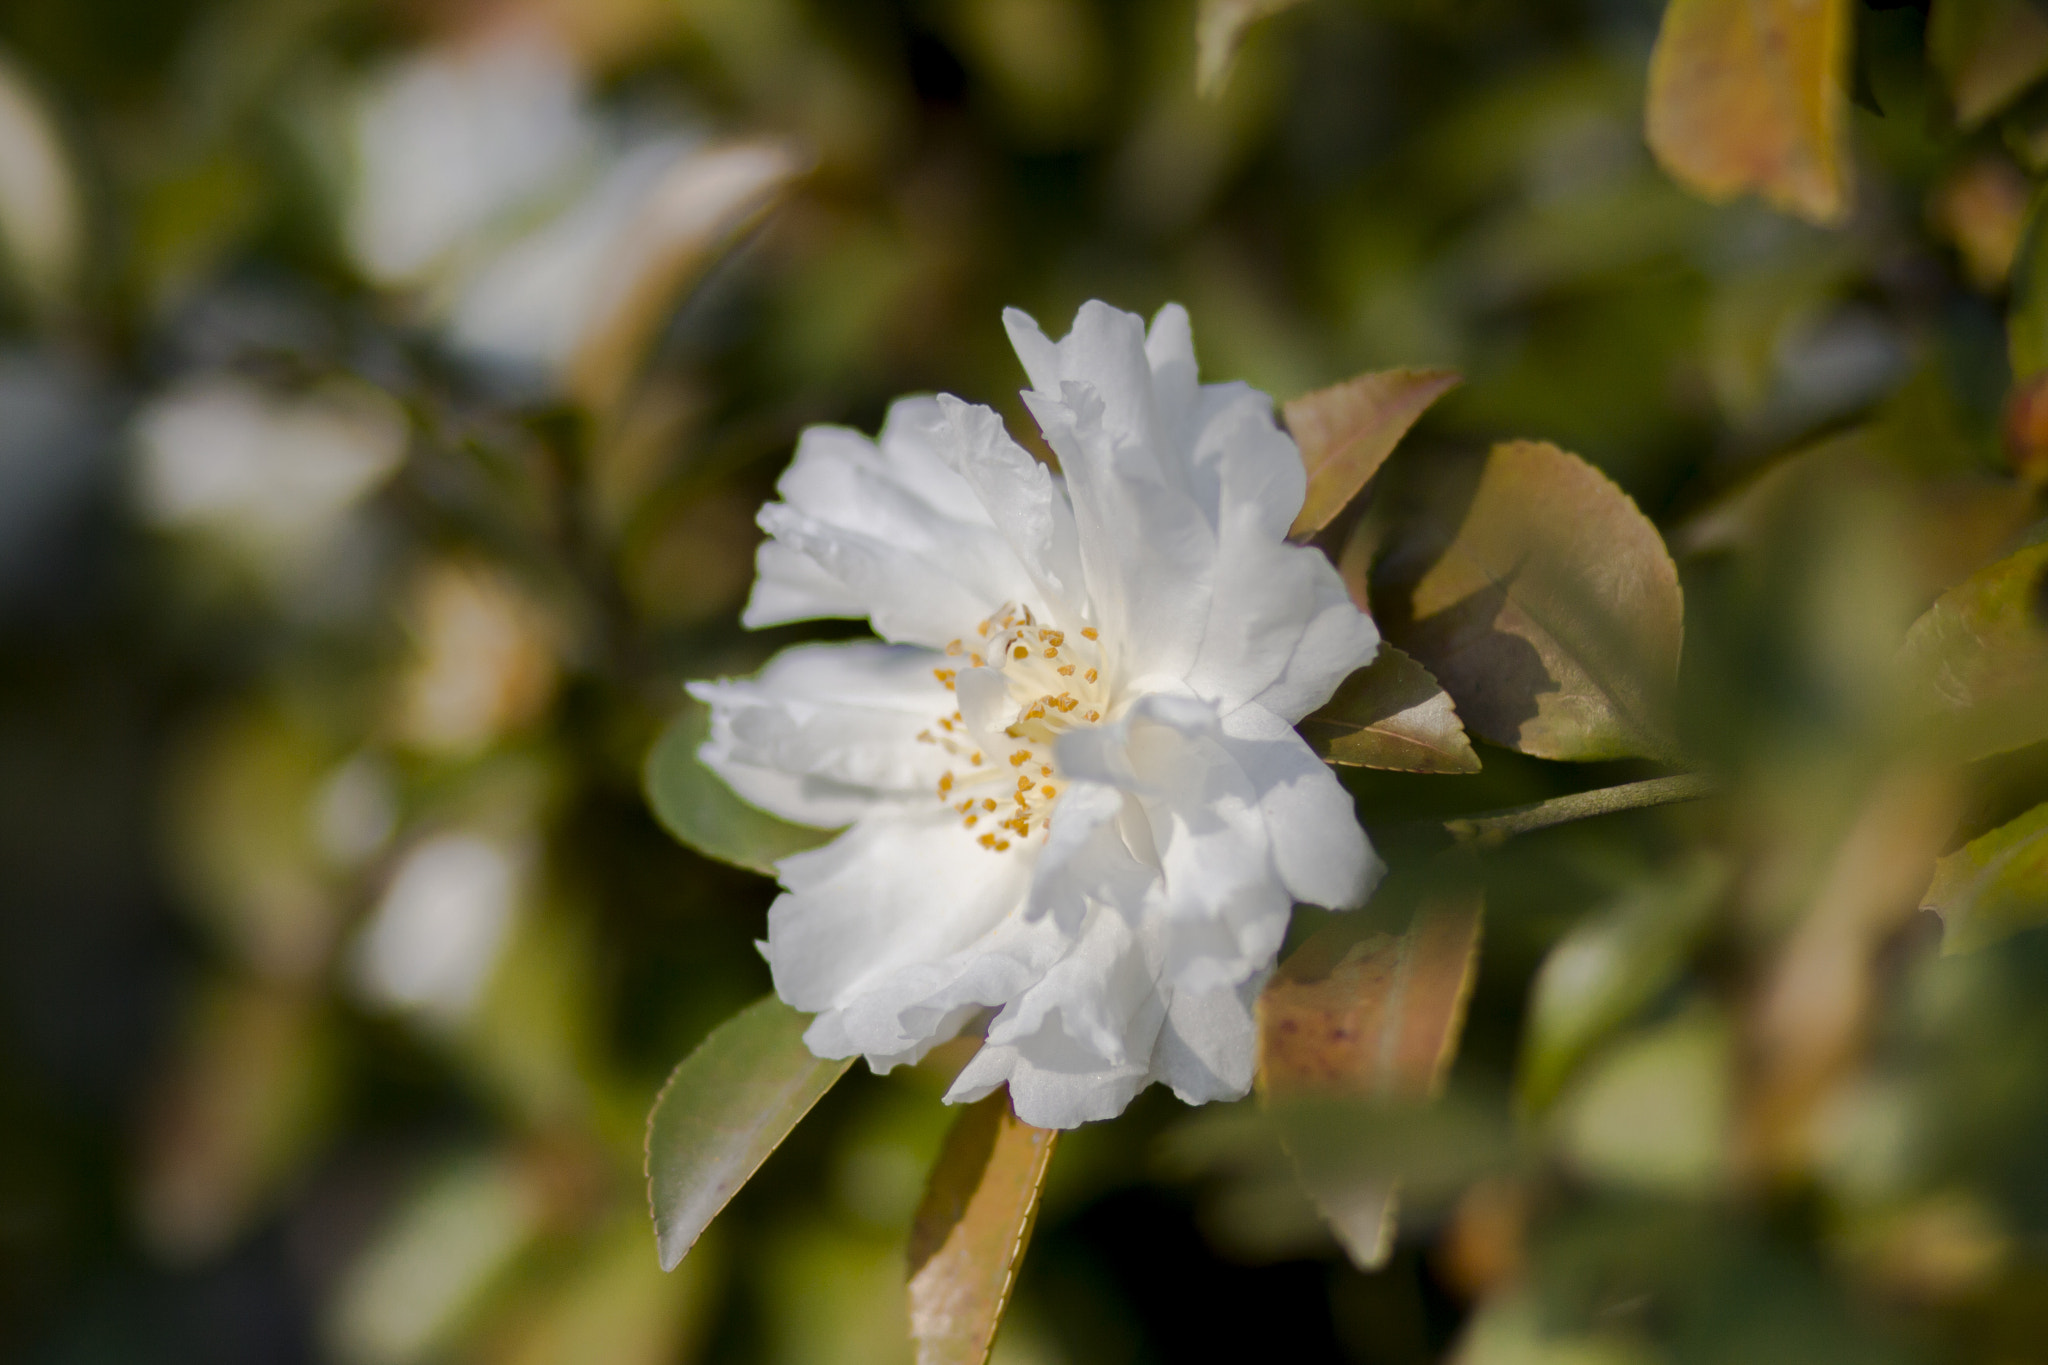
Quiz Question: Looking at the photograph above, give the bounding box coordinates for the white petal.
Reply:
[1153,975,1262,1107]
[932,395,1087,621]
[945,904,1162,1128]
[743,404,1042,647]
[764,805,1034,1024]
[1219,703,1382,911]
[1007,305,1217,682]
[688,642,954,828]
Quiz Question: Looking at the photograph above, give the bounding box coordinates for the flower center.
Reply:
[915,602,1110,852]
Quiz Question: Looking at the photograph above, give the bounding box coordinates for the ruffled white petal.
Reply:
[687,641,950,828]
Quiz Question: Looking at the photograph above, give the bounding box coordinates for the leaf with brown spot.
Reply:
[1927,802,2048,954]
[1899,542,2048,761]
[906,1092,1059,1365]
[1257,892,1484,1268]
[1645,0,1854,226]
[646,995,851,1271]
[1372,440,1685,763]
[1930,0,2048,128]
[1285,368,1462,541]
[1300,646,1482,774]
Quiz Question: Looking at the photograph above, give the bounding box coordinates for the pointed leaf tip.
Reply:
[646,994,851,1271]
[1285,367,1462,541]
[1302,645,1483,774]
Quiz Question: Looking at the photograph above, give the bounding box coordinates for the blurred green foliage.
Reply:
[0,0,2045,1361]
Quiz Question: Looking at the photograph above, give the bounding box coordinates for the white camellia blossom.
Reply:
[691,300,1384,1128]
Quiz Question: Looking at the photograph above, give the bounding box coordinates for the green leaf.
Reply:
[1898,542,2048,761]
[1516,857,1729,1116]
[906,1091,1059,1365]
[643,699,835,877]
[645,995,852,1271]
[2007,189,2048,380]
[1557,1007,1734,1197]
[1284,367,1462,541]
[1372,440,1686,763]
[1194,0,1302,97]
[1930,0,2048,128]
[1926,802,2048,954]
[1645,0,1854,226]
[1300,645,1482,774]
[1256,891,1483,1268]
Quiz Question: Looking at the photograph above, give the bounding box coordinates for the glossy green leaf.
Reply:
[1930,0,2048,128]
[1557,1007,1734,1196]
[646,994,852,1271]
[1927,802,2048,954]
[1372,440,1686,763]
[1898,542,2048,761]
[1257,892,1483,1268]
[1284,367,1461,541]
[1646,0,1853,226]
[1517,857,1729,1115]
[1300,645,1482,774]
[906,1091,1059,1365]
[643,699,834,877]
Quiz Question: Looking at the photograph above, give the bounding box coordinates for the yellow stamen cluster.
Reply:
[910,602,1114,853]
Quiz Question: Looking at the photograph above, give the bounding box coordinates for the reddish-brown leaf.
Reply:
[906,1092,1059,1365]
[1285,368,1461,541]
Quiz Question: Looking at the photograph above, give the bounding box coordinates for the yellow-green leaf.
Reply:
[1645,0,1854,226]
[646,995,851,1271]
[1299,645,1482,774]
[1195,0,1303,97]
[1285,367,1462,541]
[1930,0,2048,128]
[1372,440,1686,763]
[1898,542,2048,761]
[643,699,835,877]
[1257,891,1483,1268]
[1516,857,1729,1116]
[1927,802,2048,954]
[906,1091,1059,1365]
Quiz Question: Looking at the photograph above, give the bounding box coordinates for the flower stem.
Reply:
[1438,773,1718,847]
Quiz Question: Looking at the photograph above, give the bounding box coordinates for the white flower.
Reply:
[690,301,1383,1128]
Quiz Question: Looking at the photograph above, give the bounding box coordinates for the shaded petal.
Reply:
[932,395,1087,622]
[1219,703,1383,912]
[765,804,1035,1024]
[1153,975,1262,1106]
[688,642,953,827]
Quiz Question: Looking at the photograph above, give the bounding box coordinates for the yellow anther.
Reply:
[934,668,955,683]
[1040,765,1052,776]
[995,839,1011,851]
[1084,668,1097,683]
[978,621,991,637]
[983,798,998,812]
[1085,710,1100,722]
[969,653,984,667]
[1082,627,1098,640]
[1045,631,1064,646]
[946,639,964,655]
[1044,647,1058,659]
[917,729,934,743]
[1041,784,1056,797]
[1058,664,1076,676]
[1009,751,1030,766]
[938,773,954,794]
[979,832,997,848]
[970,752,983,764]
[1018,775,1033,790]
[1013,645,1028,660]
[965,815,979,827]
